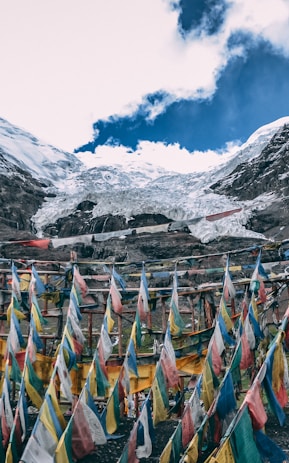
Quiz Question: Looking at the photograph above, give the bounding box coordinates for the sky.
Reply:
[1,0,289,163]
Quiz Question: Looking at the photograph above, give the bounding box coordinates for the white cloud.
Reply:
[76,139,237,174]
[0,0,288,151]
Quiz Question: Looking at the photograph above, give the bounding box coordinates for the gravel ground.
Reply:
[75,409,289,463]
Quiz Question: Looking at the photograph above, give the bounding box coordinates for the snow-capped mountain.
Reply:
[1,115,289,261]
[0,118,82,184]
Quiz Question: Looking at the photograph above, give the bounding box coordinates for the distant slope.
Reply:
[0,118,82,185]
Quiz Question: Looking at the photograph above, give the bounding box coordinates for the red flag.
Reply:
[128,421,139,463]
[205,208,242,222]
[1,412,10,449]
[182,402,195,448]
[16,239,51,249]
[240,331,254,370]
[244,380,267,430]
[71,336,83,356]
[98,340,109,379]
[160,346,179,388]
[275,381,288,408]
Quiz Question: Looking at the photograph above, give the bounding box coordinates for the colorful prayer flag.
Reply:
[152,363,169,426]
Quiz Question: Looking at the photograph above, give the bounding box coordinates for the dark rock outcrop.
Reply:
[211,124,289,200]
[0,151,46,235]
[211,124,289,241]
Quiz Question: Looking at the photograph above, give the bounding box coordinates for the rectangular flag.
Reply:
[152,363,169,426]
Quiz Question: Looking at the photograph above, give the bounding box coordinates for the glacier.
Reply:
[1,116,289,244]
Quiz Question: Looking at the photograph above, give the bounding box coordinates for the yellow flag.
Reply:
[31,303,43,332]
[55,424,72,463]
[105,380,120,435]
[105,295,114,334]
[19,273,31,291]
[272,332,285,394]
[40,401,59,444]
[214,439,235,463]
[24,366,43,410]
[202,361,214,411]
[106,395,118,434]
[6,299,26,323]
[55,439,70,463]
[159,439,172,463]
[220,298,233,331]
[251,295,259,320]
[184,433,199,463]
[168,309,180,336]
[47,382,67,430]
[152,374,168,426]
[5,442,13,463]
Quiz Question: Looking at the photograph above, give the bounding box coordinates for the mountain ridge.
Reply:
[1,116,289,261]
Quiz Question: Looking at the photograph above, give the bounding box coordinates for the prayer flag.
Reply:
[255,429,288,463]
[72,265,88,298]
[104,379,121,434]
[244,380,267,431]
[223,257,236,302]
[31,265,46,296]
[127,338,139,378]
[104,294,114,333]
[250,251,267,303]
[263,337,286,426]
[19,433,54,463]
[11,263,21,302]
[213,438,235,463]
[137,267,150,322]
[136,403,152,459]
[229,406,262,463]
[216,371,236,421]
[55,347,73,402]
[131,311,142,349]
[219,298,233,332]
[202,361,215,412]
[182,401,195,448]
[183,432,199,463]
[110,275,123,314]
[168,270,185,336]
[160,421,182,463]
[24,357,44,409]
[152,363,169,426]
[55,418,73,463]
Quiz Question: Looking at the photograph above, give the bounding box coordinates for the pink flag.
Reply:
[210,322,225,376]
[1,411,10,449]
[137,291,147,322]
[182,402,195,448]
[72,401,96,460]
[110,275,123,314]
[244,380,267,430]
[240,331,254,370]
[210,336,222,376]
[160,346,179,388]
[128,421,139,463]
[73,266,88,298]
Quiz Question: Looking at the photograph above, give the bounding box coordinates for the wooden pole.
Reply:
[88,312,93,356]
[161,297,167,334]
[188,295,195,332]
